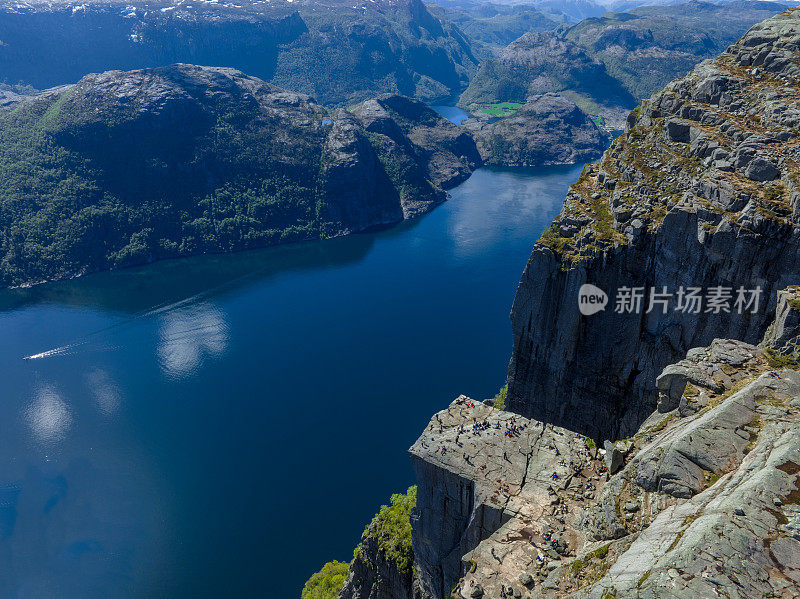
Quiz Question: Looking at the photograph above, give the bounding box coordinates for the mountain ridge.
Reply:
[0,0,478,106]
[0,64,482,288]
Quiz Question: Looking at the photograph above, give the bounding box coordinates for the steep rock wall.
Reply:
[507,8,800,441]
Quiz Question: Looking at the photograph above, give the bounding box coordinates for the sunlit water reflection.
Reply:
[0,162,586,598]
[157,304,229,379]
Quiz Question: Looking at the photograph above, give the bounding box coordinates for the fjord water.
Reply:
[0,156,583,597]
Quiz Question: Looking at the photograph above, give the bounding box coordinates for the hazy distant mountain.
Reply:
[459,0,788,126]
[428,0,608,23]
[564,0,791,98]
[0,0,479,106]
[427,1,560,55]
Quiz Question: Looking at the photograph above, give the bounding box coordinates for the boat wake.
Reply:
[20,288,224,362]
[23,343,82,360]
[20,258,269,362]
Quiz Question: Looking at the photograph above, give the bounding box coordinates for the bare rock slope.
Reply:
[508,7,800,442]
[410,287,800,599]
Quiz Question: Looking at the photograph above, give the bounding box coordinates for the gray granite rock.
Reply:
[506,8,800,441]
[603,440,624,474]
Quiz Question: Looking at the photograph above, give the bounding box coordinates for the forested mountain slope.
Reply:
[0,65,481,287]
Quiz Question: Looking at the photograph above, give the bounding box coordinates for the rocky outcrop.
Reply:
[0,65,480,287]
[409,397,607,598]
[339,530,417,599]
[349,95,482,196]
[464,94,609,167]
[507,8,800,442]
[409,287,800,599]
[762,285,800,356]
[338,487,419,599]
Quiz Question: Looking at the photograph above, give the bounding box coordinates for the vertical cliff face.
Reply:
[406,288,800,599]
[507,8,800,441]
[408,396,612,599]
[411,453,505,599]
[338,487,419,599]
[339,534,416,599]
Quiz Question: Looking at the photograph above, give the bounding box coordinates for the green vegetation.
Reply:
[764,348,800,370]
[490,384,508,410]
[568,543,612,588]
[785,291,800,311]
[590,192,619,243]
[590,115,605,129]
[764,184,786,202]
[539,223,569,252]
[355,486,417,574]
[637,570,652,588]
[476,102,522,117]
[0,70,452,287]
[301,561,350,599]
[0,79,326,286]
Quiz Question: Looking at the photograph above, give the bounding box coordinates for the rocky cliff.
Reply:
[332,487,418,599]
[331,9,800,599]
[411,292,800,598]
[508,7,800,441]
[0,65,480,287]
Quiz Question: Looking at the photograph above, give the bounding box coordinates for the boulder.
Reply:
[665,118,691,142]
[743,157,780,181]
[604,440,625,474]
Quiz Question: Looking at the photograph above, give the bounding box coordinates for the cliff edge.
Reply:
[508,7,800,441]
[410,286,800,598]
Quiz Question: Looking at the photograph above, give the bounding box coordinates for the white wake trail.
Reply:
[23,344,81,360]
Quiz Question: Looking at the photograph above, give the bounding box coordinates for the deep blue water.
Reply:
[431,105,469,125]
[0,161,582,599]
